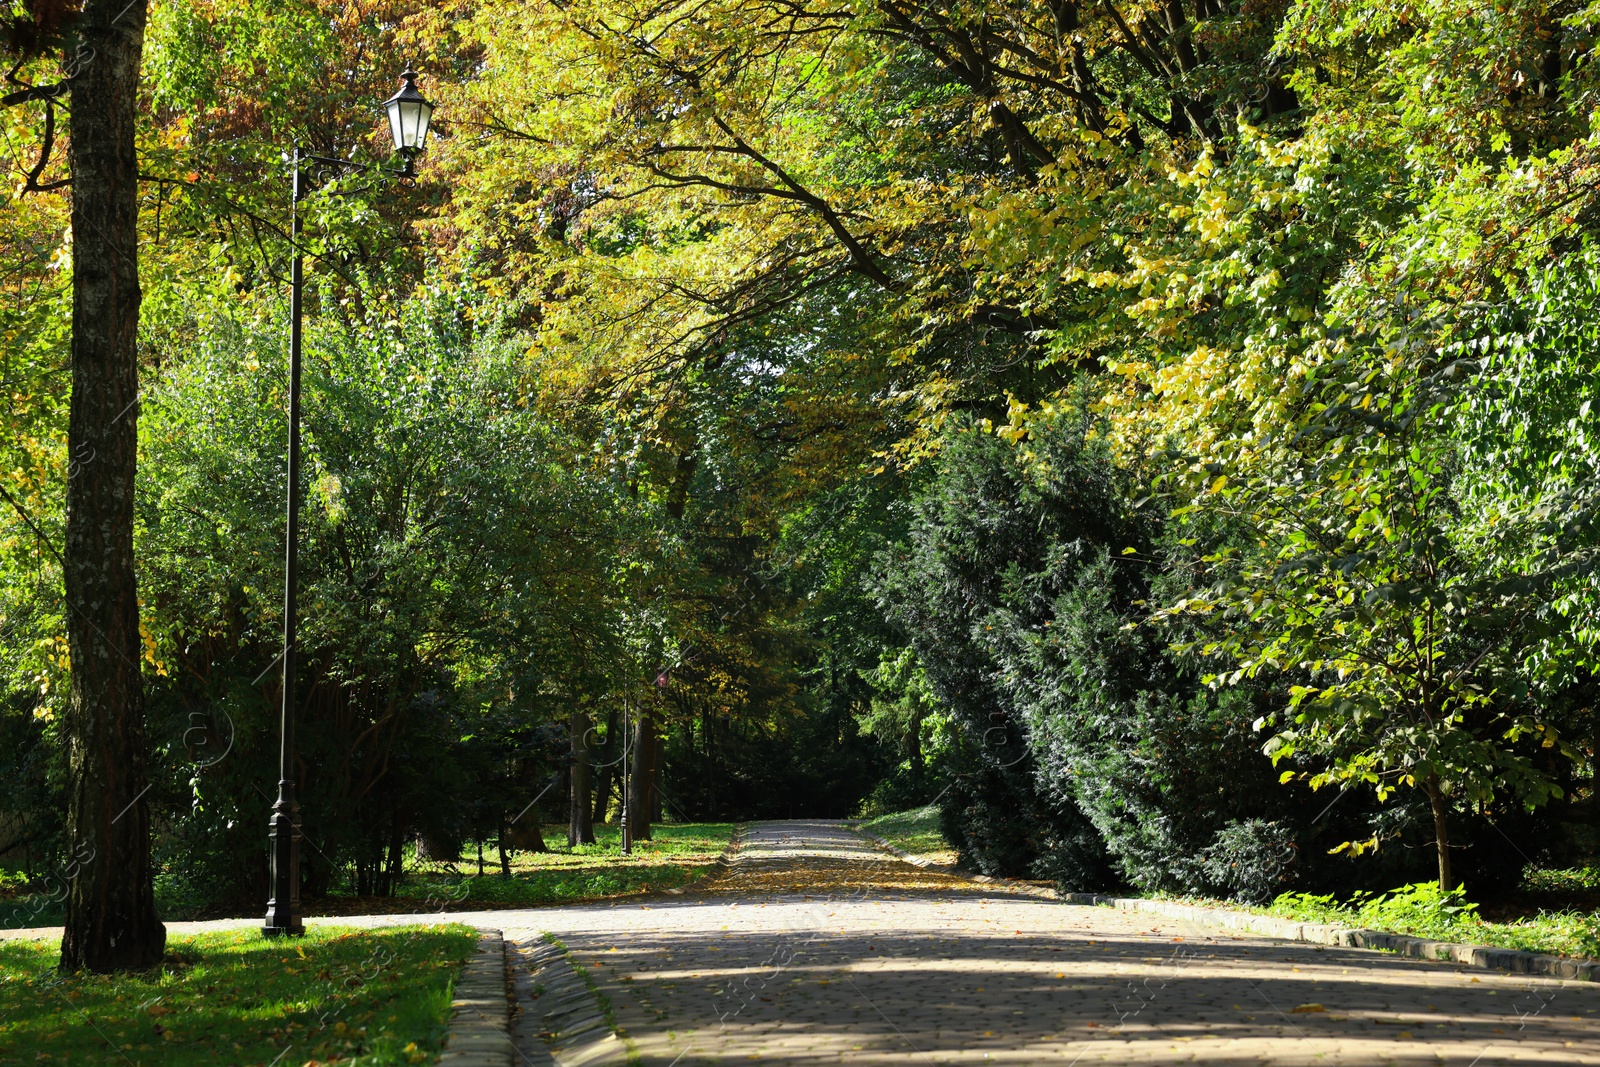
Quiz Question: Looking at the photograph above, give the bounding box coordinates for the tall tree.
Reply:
[627,711,659,841]
[58,0,165,971]
[568,708,595,845]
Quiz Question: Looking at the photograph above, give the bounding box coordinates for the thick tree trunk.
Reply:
[569,710,595,845]
[650,731,665,825]
[504,807,549,852]
[58,0,166,974]
[629,714,658,841]
[525,817,549,853]
[415,832,461,862]
[592,708,619,824]
[1424,773,1454,891]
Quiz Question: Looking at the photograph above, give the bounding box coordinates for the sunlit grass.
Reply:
[384,821,738,908]
[857,806,959,866]
[0,923,476,1066]
[1,823,739,926]
[1264,883,1600,961]
[1150,875,1600,962]
[1523,865,1600,893]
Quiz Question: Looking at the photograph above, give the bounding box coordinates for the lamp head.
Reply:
[383,64,434,158]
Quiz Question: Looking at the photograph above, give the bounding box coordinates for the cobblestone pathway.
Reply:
[509,820,1600,1066]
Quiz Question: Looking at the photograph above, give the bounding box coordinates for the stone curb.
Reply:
[855,825,1600,985]
[663,823,746,895]
[438,929,516,1067]
[515,936,632,1067]
[1054,894,1600,983]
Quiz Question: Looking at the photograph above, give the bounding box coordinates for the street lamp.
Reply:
[384,65,435,175]
[264,66,437,938]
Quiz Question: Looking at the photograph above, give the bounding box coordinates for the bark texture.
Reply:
[59,0,166,972]
[650,737,665,824]
[1424,773,1454,892]
[628,713,658,841]
[569,710,595,845]
[592,708,620,824]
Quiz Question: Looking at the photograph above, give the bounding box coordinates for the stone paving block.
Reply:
[499,820,1600,1066]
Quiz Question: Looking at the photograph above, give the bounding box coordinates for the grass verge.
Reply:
[0,923,477,1066]
[1260,882,1600,961]
[360,822,737,913]
[1138,879,1600,962]
[2,823,737,926]
[857,806,959,866]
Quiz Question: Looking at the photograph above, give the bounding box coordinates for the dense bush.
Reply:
[111,288,623,909]
[870,418,1122,886]
[870,406,1570,901]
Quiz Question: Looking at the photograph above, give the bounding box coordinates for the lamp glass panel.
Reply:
[386,100,406,152]
[413,101,433,150]
[401,101,422,148]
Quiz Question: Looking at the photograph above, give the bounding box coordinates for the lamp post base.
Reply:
[263,784,303,937]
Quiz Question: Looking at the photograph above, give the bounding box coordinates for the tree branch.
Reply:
[16,97,69,193]
[0,483,64,568]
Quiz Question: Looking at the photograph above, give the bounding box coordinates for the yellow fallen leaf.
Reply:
[1290,1003,1326,1014]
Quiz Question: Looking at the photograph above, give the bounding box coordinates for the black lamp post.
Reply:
[263,66,435,939]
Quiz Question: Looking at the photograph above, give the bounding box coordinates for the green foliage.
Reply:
[870,397,1570,899]
[1524,865,1600,893]
[1269,883,1600,960]
[10,0,1600,916]
[1352,881,1483,930]
[1457,247,1600,675]
[126,277,637,906]
[871,418,1119,887]
[1161,330,1583,877]
[854,648,950,815]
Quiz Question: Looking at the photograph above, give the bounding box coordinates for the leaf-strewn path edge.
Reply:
[855,825,1600,982]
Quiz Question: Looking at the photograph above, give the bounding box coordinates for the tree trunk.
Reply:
[650,729,665,824]
[1591,716,1599,822]
[592,708,619,824]
[629,714,658,841]
[497,814,510,878]
[415,832,461,863]
[58,0,166,974]
[1424,773,1454,891]
[705,713,715,818]
[908,708,927,777]
[379,816,404,897]
[504,808,549,852]
[569,710,595,845]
